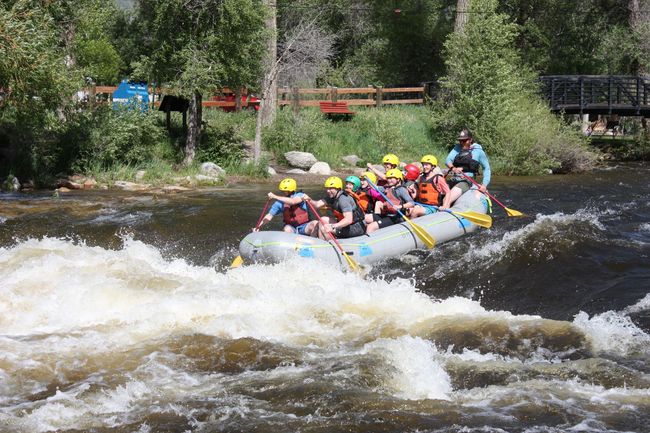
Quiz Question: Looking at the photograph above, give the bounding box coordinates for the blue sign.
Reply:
[112,80,149,111]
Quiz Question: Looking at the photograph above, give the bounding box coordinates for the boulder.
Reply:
[57,179,83,190]
[286,168,307,175]
[200,162,226,177]
[135,170,146,182]
[308,161,331,175]
[114,181,151,191]
[267,166,277,176]
[284,151,317,169]
[83,178,97,189]
[342,154,360,166]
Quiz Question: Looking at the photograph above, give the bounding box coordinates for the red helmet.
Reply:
[404,164,420,181]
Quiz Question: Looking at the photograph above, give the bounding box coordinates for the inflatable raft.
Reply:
[238,189,490,267]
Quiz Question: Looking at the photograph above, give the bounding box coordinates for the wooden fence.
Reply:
[88,85,426,109]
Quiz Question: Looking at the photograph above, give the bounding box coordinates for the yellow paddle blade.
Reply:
[342,252,362,273]
[404,216,436,249]
[230,255,244,268]
[454,211,493,229]
[505,207,524,217]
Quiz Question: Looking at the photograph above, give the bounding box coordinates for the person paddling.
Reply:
[366,169,421,233]
[253,178,315,235]
[440,129,491,210]
[366,153,400,186]
[302,177,366,240]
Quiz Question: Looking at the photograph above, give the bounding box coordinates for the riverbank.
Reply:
[8,106,650,195]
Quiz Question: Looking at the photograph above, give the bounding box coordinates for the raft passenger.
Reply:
[302,177,366,240]
[254,178,315,235]
[366,153,399,186]
[441,129,491,210]
[409,155,450,218]
[366,169,419,233]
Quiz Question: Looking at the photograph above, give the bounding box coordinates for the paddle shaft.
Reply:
[460,173,508,209]
[254,198,272,230]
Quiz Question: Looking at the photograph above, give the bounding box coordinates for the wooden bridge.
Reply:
[540,75,650,117]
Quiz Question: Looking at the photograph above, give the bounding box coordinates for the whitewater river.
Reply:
[1,162,649,433]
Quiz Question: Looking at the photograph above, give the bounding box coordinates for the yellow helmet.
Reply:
[385,168,404,181]
[382,154,399,166]
[323,176,343,189]
[362,171,377,185]
[278,178,297,192]
[420,155,438,166]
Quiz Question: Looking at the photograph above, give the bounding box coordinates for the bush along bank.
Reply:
[0,101,617,193]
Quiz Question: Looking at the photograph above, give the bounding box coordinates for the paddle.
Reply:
[461,173,524,217]
[230,197,272,268]
[416,203,493,229]
[366,179,436,249]
[303,199,362,273]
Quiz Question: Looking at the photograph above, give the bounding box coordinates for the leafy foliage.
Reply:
[432,0,596,174]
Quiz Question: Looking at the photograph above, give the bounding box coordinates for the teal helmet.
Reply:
[345,175,361,192]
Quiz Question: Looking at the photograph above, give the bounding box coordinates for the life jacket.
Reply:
[330,192,365,223]
[453,147,481,175]
[282,195,310,226]
[417,173,445,206]
[350,189,373,213]
[382,185,407,215]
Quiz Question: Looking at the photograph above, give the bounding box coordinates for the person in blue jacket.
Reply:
[440,128,491,209]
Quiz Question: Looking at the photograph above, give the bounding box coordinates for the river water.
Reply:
[1,163,649,433]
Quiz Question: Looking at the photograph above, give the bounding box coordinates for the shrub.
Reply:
[431,0,596,174]
[73,104,166,171]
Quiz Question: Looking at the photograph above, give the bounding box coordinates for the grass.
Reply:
[264,105,449,168]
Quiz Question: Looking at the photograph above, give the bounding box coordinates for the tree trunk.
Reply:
[455,0,470,34]
[183,91,202,166]
[259,0,277,128]
[254,0,278,163]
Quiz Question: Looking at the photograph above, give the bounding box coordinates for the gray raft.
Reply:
[238,189,490,267]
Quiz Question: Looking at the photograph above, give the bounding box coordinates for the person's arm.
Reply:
[301,194,325,209]
[435,175,451,195]
[366,163,387,180]
[477,150,491,189]
[327,196,355,230]
[394,187,415,210]
[253,200,282,231]
[268,192,303,206]
[445,147,460,172]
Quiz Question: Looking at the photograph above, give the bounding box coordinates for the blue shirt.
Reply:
[445,142,491,186]
[269,192,307,216]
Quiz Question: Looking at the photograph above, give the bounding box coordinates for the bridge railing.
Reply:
[540,75,650,115]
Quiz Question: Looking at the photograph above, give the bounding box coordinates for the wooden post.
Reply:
[375,85,383,107]
[235,88,242,111]
[292,86,300,114]
[182,110,187,130]
[166,110,171,130]
[88,83,96,108]
[330,87,338,103]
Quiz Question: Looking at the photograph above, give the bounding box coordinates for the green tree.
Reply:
[432,0,595,174]
[136,0,267,165]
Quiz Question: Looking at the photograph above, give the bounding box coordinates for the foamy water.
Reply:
[1,237,648,432]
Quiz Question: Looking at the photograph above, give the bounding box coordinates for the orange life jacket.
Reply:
[382,186,404,215]
[282,202,310,226]
[348,190,372,213]
[417,173,444,205]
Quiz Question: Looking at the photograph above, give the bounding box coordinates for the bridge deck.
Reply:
[540,75,650,116]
